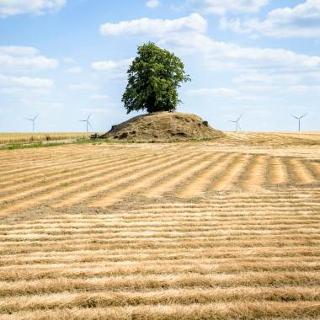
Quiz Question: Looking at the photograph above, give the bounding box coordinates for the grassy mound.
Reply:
[99,112,225,142]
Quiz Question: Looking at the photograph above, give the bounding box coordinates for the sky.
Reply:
[0,0,319,132]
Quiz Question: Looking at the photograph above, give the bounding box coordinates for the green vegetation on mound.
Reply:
[99,112,225,142]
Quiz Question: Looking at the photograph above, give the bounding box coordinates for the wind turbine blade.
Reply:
[291,114,299,120]
[34,114,39,120]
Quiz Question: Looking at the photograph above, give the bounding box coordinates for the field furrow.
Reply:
[1,260,319,281]
[0,153,171,215]
[0,154,141,195]
[90,153,213,206]
[55,151,203,207]
[309,161,320,179]
[177,153,236,197]
[1,272,320,297]
[144,154,226,198]
[1,302,319,320]
[211,154,252,190]
[267,156,289,186]
[288,158,318,185]
[240,154,268,190]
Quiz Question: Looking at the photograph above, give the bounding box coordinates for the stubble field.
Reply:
[0,132,319,320]
[0,132,90,145]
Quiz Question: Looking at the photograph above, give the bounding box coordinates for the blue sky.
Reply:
[0,0,319,132]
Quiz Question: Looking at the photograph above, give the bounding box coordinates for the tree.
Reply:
[122,42,190,114]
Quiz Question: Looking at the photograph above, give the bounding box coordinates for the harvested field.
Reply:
[0,132,320,320]
[0,132,90,145]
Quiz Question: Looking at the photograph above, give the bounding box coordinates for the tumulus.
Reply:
[98,112,225,142]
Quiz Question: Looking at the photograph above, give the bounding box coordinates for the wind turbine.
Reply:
[229,115,243,132]
[292,113,307,132]
[26,114,39,132]
[79,114,93,132]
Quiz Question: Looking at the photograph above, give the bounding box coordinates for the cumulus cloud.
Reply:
[68,83,97,91]
[233,72,302,86]
[91,59,132,72]
[100,13,207,37]
[187,86,262,102]
[146,0,160,9]
[188,87,239,97]
[159,29,320,102]
[161,32,320,73]
[81,107,110,114]
[98,12,320,82]
[0,74,54,89]
[0,0,65,17]
[91,59,133,80]
[96,7,320,106]
[90,94,110,100]
[220,0,320,38]
[202,0,269,15]
[66,66,82,74]
[0,46,58,72]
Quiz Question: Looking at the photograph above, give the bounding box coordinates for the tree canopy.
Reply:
[122,42,190,114]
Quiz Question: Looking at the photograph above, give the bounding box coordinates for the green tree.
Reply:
[122,42,190,114]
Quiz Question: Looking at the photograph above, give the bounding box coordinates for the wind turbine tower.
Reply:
[79,114,92,133]
[230,115,243,133]
[292,114,307,133]
[26,114,39,133]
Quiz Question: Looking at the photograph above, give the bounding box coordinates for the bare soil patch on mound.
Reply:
[99,112,225,142]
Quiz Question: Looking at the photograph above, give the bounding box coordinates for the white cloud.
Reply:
[161,32,320,73]
[68,83,97,91]
[93,8,320,122]
[220,0,320,38]
[233,72,302,86]
[90,94,110,100]
[0,74,54,89]
[202,0,268,15]
[98,12,320,92]
[63,57,76,64]
[91,58,132,80]
[188,87,239,97]
[0,0,65,17]
[66,66,82,74]
[100,13,207,37]
[187,86,261,102]
[81,107,110,114]
[231,70,320,98]
[0,46,58,72]
[91,59,132,72]
[146,0,160,9]
[159,29,320,105]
